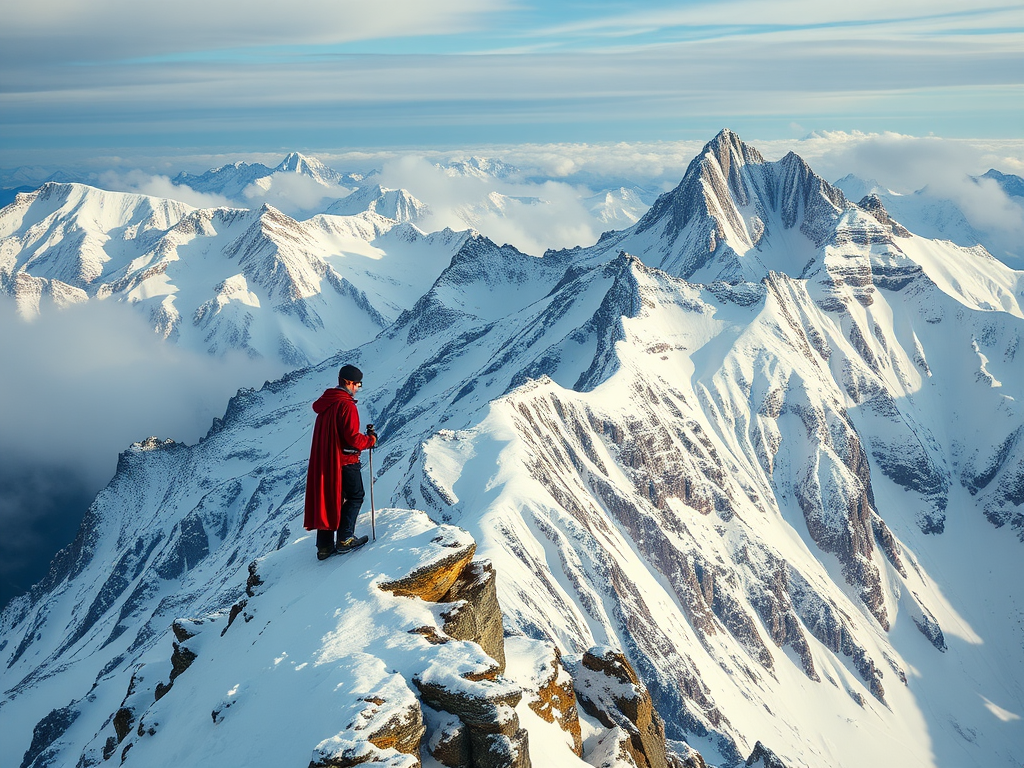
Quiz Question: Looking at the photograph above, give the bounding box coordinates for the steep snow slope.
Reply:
[3,132,1023,768]
[0,183,469,368]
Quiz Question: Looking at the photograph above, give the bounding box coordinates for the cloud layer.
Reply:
[0,295,284,605]
[0,297,281,486]
[0,2,1019,154]
[2,0,508,63]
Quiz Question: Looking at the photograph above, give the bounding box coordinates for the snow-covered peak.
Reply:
[172,161,276,198]
[437,157,521,180]
[856,193,912,237]
[593,130,854,282]
[173,154,364,202]
[584,186,649,227]
[274,152,347,187]
[701,127,767,180]
[0,183,464,366]
[0,182,197,292]
[978,168,1024,198]
[834,174,894,201]
[325,184,430,223]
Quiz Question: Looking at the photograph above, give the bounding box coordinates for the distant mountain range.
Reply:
[0,183,464,369]
[834,170,1024,266]
[2,131,1023,768]
[171,152,373,199]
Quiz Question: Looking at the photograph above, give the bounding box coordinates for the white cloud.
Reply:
[98,170,236,209]
[0,296,280,487]
[2,0,510,64]
[243,173,352,217]
[535,1,1021,42]
[377,155,601,255]
[0,295,281,604]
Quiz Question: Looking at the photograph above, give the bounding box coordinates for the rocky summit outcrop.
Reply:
[570,647,671,768]
[378,531,530,768]
[49,511,558,768]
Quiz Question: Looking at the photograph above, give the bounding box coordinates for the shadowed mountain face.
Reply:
[2,131,1023,768]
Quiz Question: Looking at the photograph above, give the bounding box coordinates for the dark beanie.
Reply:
[338,364,363,385]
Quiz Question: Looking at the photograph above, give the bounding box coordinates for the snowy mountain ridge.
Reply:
[833,171,1024,267]
[2,130,1023,768]
[0,182,469,369]
[172,152,371,199]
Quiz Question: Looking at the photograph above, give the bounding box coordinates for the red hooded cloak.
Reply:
[303,388,375,531]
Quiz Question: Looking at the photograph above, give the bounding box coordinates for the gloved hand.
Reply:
[366,423,378,445]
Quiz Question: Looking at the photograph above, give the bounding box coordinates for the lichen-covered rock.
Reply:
[378,527,477,602]
[441,560,506,673]
[363,696,425,756]
[570,647,670,768]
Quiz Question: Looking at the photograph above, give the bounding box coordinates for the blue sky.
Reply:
[0,0,1021,162]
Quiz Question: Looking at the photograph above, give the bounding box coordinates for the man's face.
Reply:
[342,380,362,395]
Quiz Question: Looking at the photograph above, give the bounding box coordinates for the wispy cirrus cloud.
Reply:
[526,0,1022,44]
[1,0,512,65]
[0,2,1020,159]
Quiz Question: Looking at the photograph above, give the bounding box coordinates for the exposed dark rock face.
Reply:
[442,560,506,673]
[308,696,426,768]
[857,194,912,238]
[745,740,790,768]
[909,592,947,652]
[788,401,889,629]
[20,704,79,768]
[748,555,818,681]
[787,569,885,703]
[570,647,676,768]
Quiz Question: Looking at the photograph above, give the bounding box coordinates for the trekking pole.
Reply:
[367,431,376,542]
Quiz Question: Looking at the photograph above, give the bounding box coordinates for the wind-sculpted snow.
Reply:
[3,130,1024,768]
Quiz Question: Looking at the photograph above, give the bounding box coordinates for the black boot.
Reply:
[337,535,368,553]
[316,530,336,560]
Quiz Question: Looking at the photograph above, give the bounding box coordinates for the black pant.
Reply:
[316,463,365,547]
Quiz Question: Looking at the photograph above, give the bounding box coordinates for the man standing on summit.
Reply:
[304,364,378,560]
